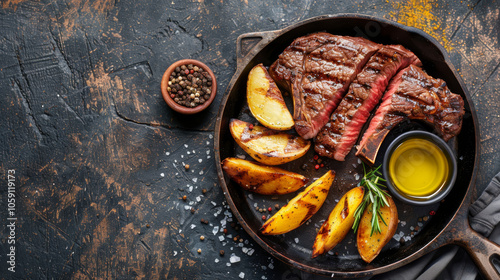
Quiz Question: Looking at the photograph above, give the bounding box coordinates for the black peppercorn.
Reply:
[167,63,213,108]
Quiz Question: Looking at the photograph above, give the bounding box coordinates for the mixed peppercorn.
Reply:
[167,64,213,108]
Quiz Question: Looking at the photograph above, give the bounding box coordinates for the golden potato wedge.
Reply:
[260,170,336,235]
[221,157,308,195]
[247,63,294,130]
[229,119,311,165]
[357,196,398,263]
[312,186,365,258]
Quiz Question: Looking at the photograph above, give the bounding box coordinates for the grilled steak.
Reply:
[315,45,422,161]
[356,64,465,164]
[269,33,381,139]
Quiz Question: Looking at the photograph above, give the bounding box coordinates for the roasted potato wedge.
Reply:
[357,196,398,263]
[229,119,311,165]
[247,64,294,130]
[312,186,365,258]
[261,170,336,235]
[221,157,308,195]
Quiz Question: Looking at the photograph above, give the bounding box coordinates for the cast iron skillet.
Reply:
[215,14,500,278]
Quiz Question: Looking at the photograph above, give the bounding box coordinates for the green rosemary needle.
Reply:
[352,164,391,236]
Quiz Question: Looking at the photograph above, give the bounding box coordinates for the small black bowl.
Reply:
[382,130,457,205]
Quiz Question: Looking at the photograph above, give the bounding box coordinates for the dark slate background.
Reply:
[0,0,498,279]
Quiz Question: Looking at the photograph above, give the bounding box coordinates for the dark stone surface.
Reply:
[0,0,498,279]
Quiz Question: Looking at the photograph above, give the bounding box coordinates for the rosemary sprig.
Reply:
[352,164,391,236]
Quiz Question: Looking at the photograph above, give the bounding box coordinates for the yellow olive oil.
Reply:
[388,138,449,198]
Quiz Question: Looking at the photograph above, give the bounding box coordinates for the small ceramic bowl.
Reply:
[382,130,457,205]
[161,59,217,114]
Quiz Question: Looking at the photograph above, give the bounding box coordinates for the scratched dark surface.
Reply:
[0,0,498,279]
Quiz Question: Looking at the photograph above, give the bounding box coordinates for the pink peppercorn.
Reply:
[314,164,320,170]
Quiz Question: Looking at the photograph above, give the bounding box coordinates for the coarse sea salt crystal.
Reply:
[192,178,198,183]
[173,251,177,256]
[213,226,219,235]
[226,263,231,267]
[198,159,202,163]
[199,170,204,175]
[206,141,210,145]
[187,151,191,155]
[248,194,254,200]
[206,150,210,155]
[219,235,225,241]
[184,144,189,148]
[215,258,219,263]
[209,134,213,139]
[192,150,196,154]
[188,186,193,193]
[196,196,202,202]
[207,156,211,159]
[239,272,245,279]
[230,255,241,263]
[190,224,196,229]
[247,248,254,256]
[166,152,170,156]
[211,201,217,206]
[160,173,164,177]
[294,238,299,244]
[268,263,274,269]
[184,205,191,210]
[242,247,248,253]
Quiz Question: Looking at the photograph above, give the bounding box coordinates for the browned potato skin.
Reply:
[260,170,336,235]
[357,196,398,263]
[247,64,294,130]
[312,187,365,258]
[229,119,311,165]
[221,157,308,195]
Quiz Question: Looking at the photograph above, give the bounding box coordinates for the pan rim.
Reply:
[214,13,480,277]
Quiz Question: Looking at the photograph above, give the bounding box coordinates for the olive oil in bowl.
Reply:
[383,131,457,205]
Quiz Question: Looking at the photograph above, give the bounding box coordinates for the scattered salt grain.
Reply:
[213,226,219,235]
[187,151,191,155]
[192,150,196,154]
[160,173,165,177]
[400,220,406,227]
[268,263,274,269]
[354,173,360,180]
[188,186,193,193]
[226,263,231,267]
[166,152,170,156]
[173,251,177,256]
[209,134,213,139]
[219,235,225,241]
[247,248,255,256]
[206,150,210,155]
[184,144,189,148]
[192,178,198,183]
[248,193,254,200]
[236,154,245,159]
[211,201,217,206]
[184,206,191,210]
[294,238,299,244]
[207,156,211,159]
[206,141,210,145]
[239,272,245,279]
[181,155,184,158]
[242,247,248,253]
[199,170,204,175]
[230,255,241,263]
[198,159,203,163]
[196,196,202,202]
[215,258,219,263]
[190,224,196,229]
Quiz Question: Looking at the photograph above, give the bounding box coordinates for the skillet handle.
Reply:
[236,31,279,67]
[453,223,500,280]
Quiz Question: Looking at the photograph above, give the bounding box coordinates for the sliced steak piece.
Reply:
[269,32,338,92]
[269,33,381,139]
[314,45,422,161]
[356,64,465,164]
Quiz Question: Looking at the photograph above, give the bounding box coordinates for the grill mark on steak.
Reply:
[314,45,422,161]
[356,64,465,164]
[269,33,381,139]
